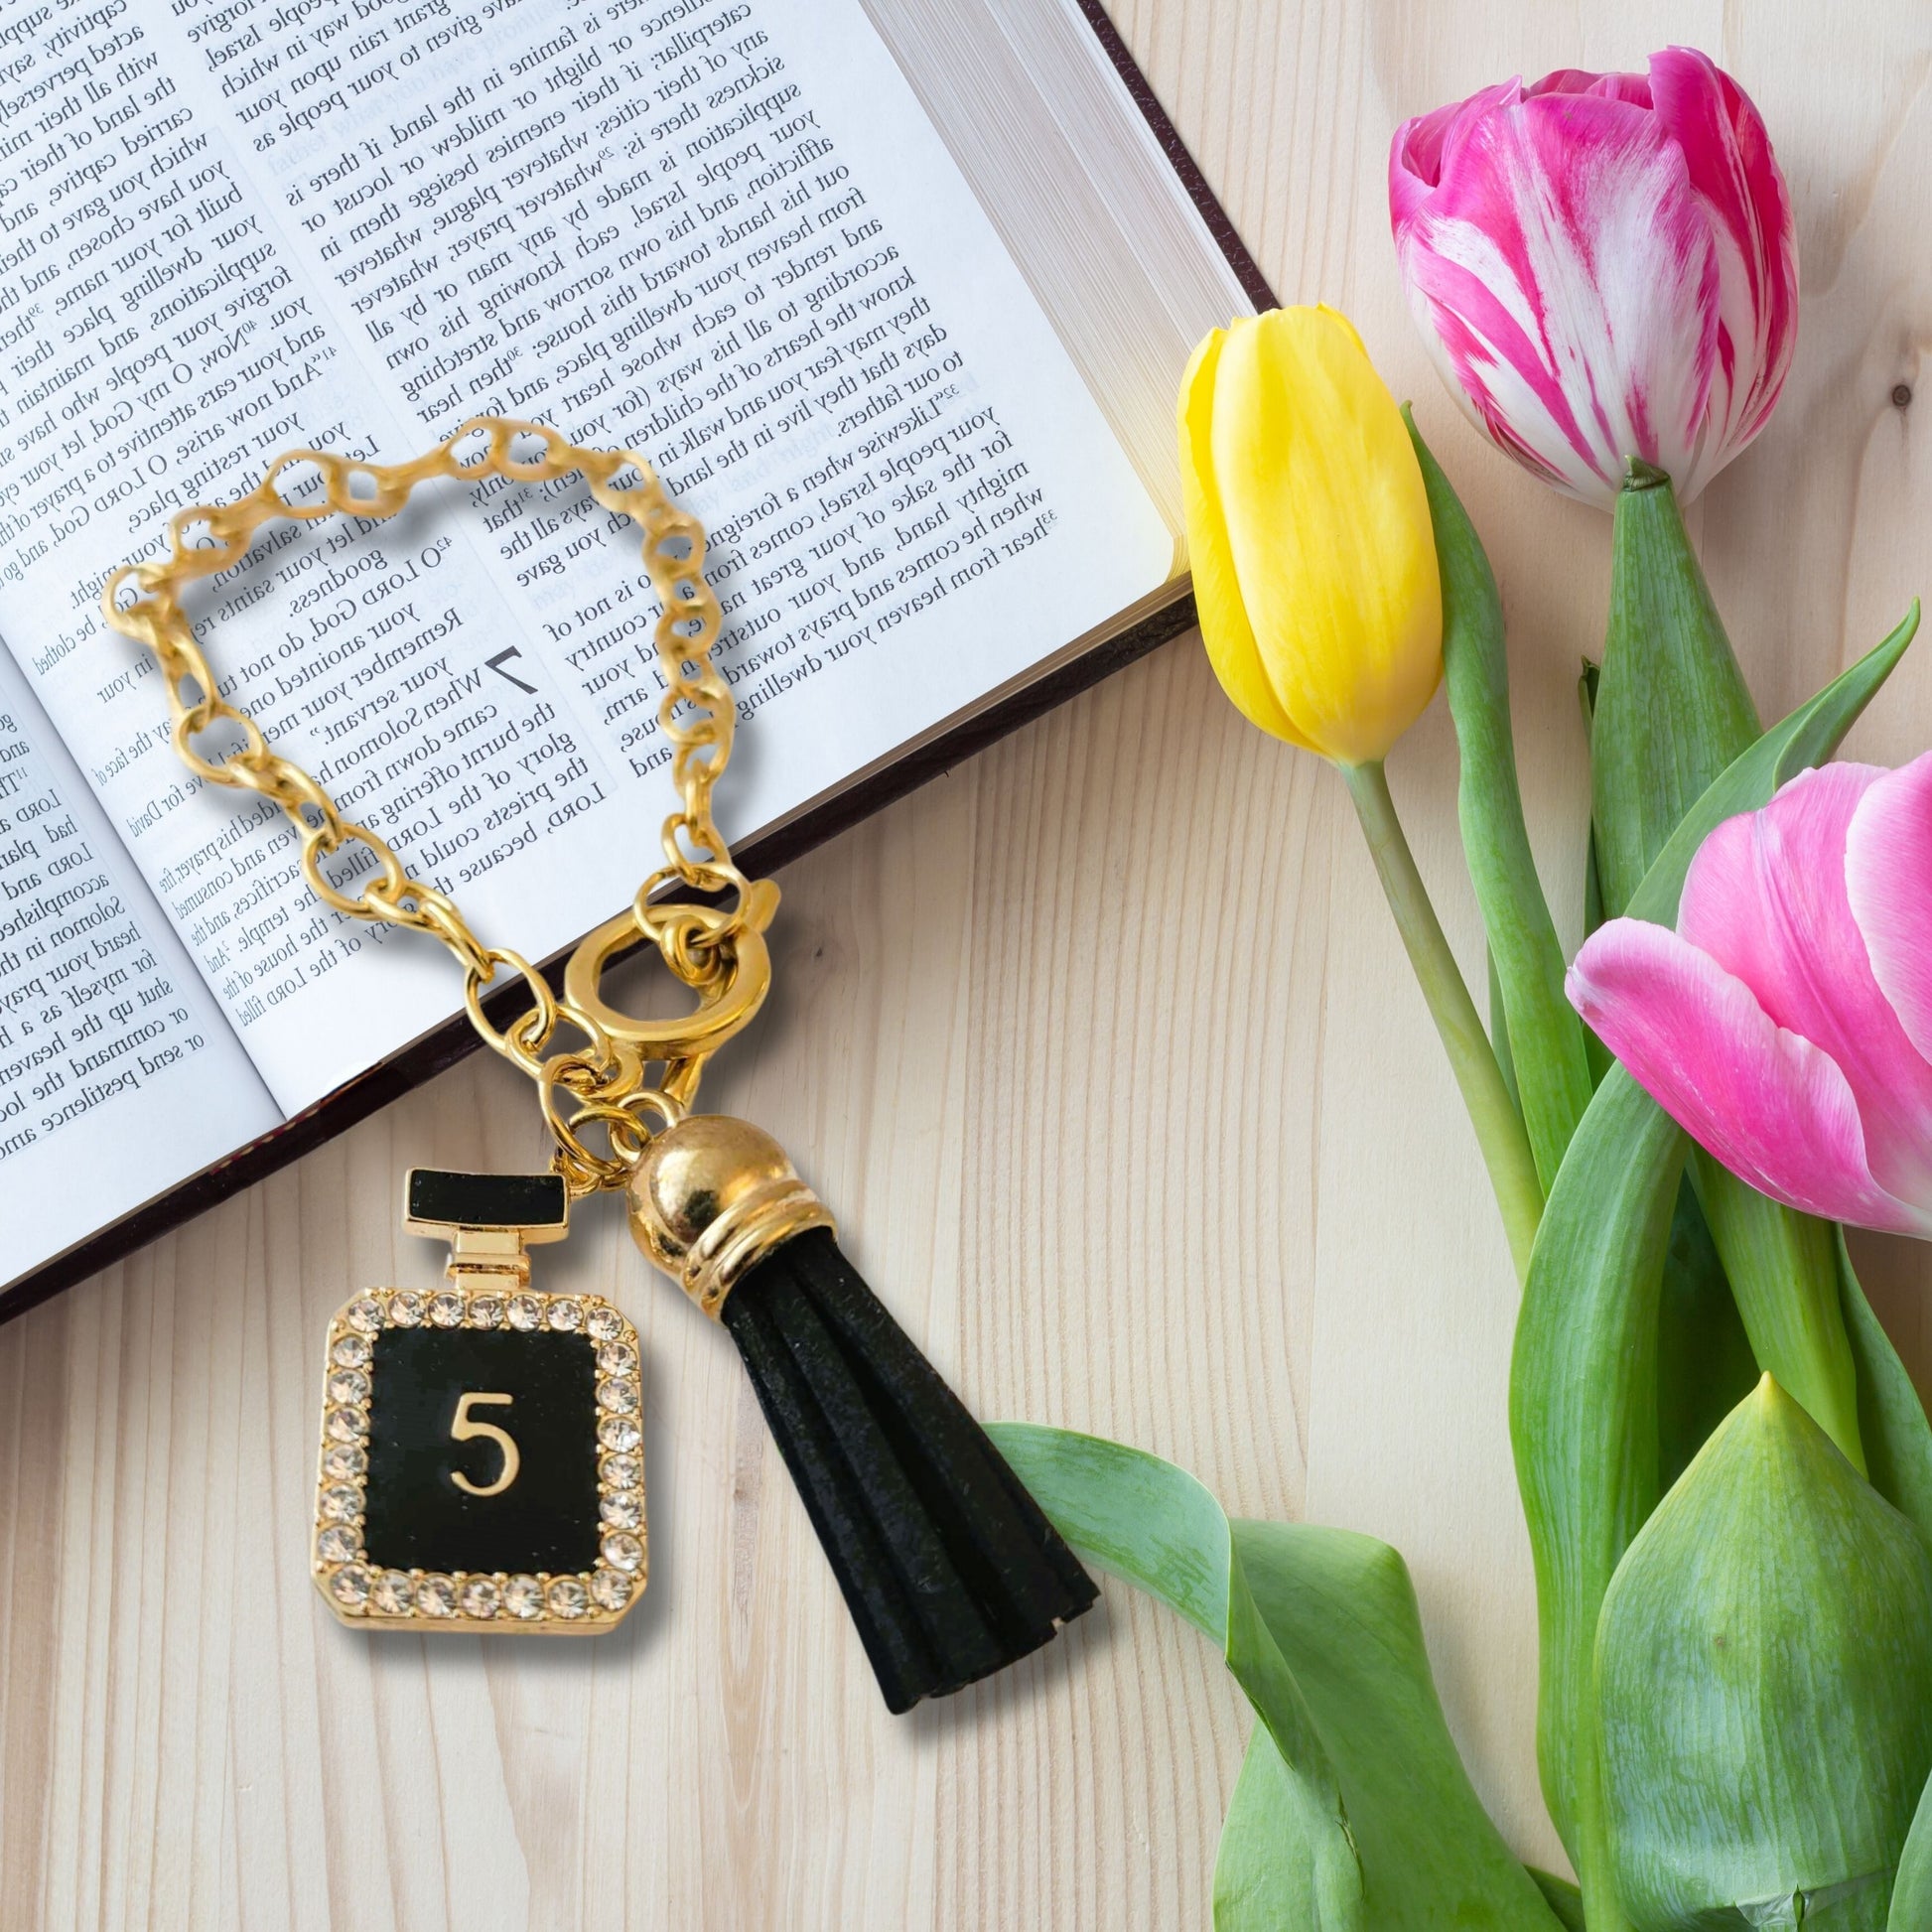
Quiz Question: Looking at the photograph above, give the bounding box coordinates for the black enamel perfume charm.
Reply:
[312,1170,646,1632]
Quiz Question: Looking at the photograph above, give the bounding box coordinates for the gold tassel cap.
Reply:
[625,1116,836,1318]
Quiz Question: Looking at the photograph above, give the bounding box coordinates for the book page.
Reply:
[866,0,1259,529]
[0,0,1172,1116]
[0,643,277,1285]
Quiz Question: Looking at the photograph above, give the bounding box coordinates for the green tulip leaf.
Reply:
[1528,1869,1587,1932]
[1408,411,1591,1192]
[1689,1160,1864,1472]
[991,1417,1229,1637]
[1655,1174,1758,1496]
[1595,1378,1932,1926]
[1213,1728,1325,1932]
[990,1424,1361,1926]
[991,1424,1566,1931]
[1511,1064,1684,1909]
[1229,1515,1565,1930]
[1224,1558,1364,1928]
[1891,1772,1932,1930]
[1838,1231,1932,1550]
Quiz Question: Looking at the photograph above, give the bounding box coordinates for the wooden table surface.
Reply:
[10,2,1932,1925]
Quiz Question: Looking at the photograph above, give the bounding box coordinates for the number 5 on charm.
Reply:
[450,1392,519,1497]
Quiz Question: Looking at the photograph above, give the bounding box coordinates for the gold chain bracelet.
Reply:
[102,417,775,1194]
[102,416,1100,1685]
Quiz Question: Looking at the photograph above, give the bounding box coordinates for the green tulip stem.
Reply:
[1341,759,1542,1282]
[1576,1772,1636,1932]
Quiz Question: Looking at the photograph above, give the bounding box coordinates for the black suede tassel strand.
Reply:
[720,1227,1097,1713]
[626,1115,1098,1713]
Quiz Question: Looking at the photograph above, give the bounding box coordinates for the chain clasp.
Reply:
[561,877,778,1065]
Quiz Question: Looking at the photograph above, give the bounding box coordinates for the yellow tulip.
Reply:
[1179,306,1443,765]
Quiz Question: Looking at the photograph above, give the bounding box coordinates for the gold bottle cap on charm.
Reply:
[625,1116,835,1319]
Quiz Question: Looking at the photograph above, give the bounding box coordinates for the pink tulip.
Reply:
[1389,49,1798,508]
[1568,756,1932,1236]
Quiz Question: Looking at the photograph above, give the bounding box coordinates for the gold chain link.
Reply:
[102,417,767,1192]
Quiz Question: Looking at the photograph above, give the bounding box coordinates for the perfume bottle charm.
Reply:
[312,1171,646,1633]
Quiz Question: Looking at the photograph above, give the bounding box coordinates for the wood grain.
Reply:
[10,2,1932,1924]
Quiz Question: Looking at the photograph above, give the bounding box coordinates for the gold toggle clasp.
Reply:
[561,877,778,1065]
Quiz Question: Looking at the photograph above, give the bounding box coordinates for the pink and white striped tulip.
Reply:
[1389,49,1798,508]
[1568,756,1932,1236]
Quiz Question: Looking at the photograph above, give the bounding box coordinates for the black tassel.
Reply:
[626,1116,1097,1713]
[721,1227,1097,1713]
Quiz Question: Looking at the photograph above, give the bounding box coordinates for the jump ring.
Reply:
[463,947,559,1066]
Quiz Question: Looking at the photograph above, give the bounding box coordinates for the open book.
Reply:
[0,0,1263,1309]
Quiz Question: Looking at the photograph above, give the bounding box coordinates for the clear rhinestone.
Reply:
[428,1291,464,1328]
[590,1568,631,1611]
[546,1576,589,1618]
[586,1304,622,1341]
[597,1341,636,1376]
[346,1296,384,1333]
[469,1295,505,1329]
[545,1298,584,1332]
[507,1294,542,1331]
[327,1405,369,1443]
[600,1452,641,1489]
[317,1524,360,1565]
[601,1532,643,1573]
[598,1416,640,1453]
[388,1290,424,1327]
[416,1575,457,1617]
[600,1490,642,1531]
[332,1333,371,1368]
[458,1577,501,1619]
[597,1377,639,1415]
[371,1570,414,1616]
[503,1575,544,1620]
[326,1368,369,1406]
[321,1484,362,1523]
[329,1563,371,1609]
[324,1443,367,1480]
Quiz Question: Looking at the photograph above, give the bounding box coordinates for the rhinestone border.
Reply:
[312,1285,645,1635]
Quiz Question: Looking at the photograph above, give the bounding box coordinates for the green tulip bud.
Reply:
[1595,1376,1932,1927]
